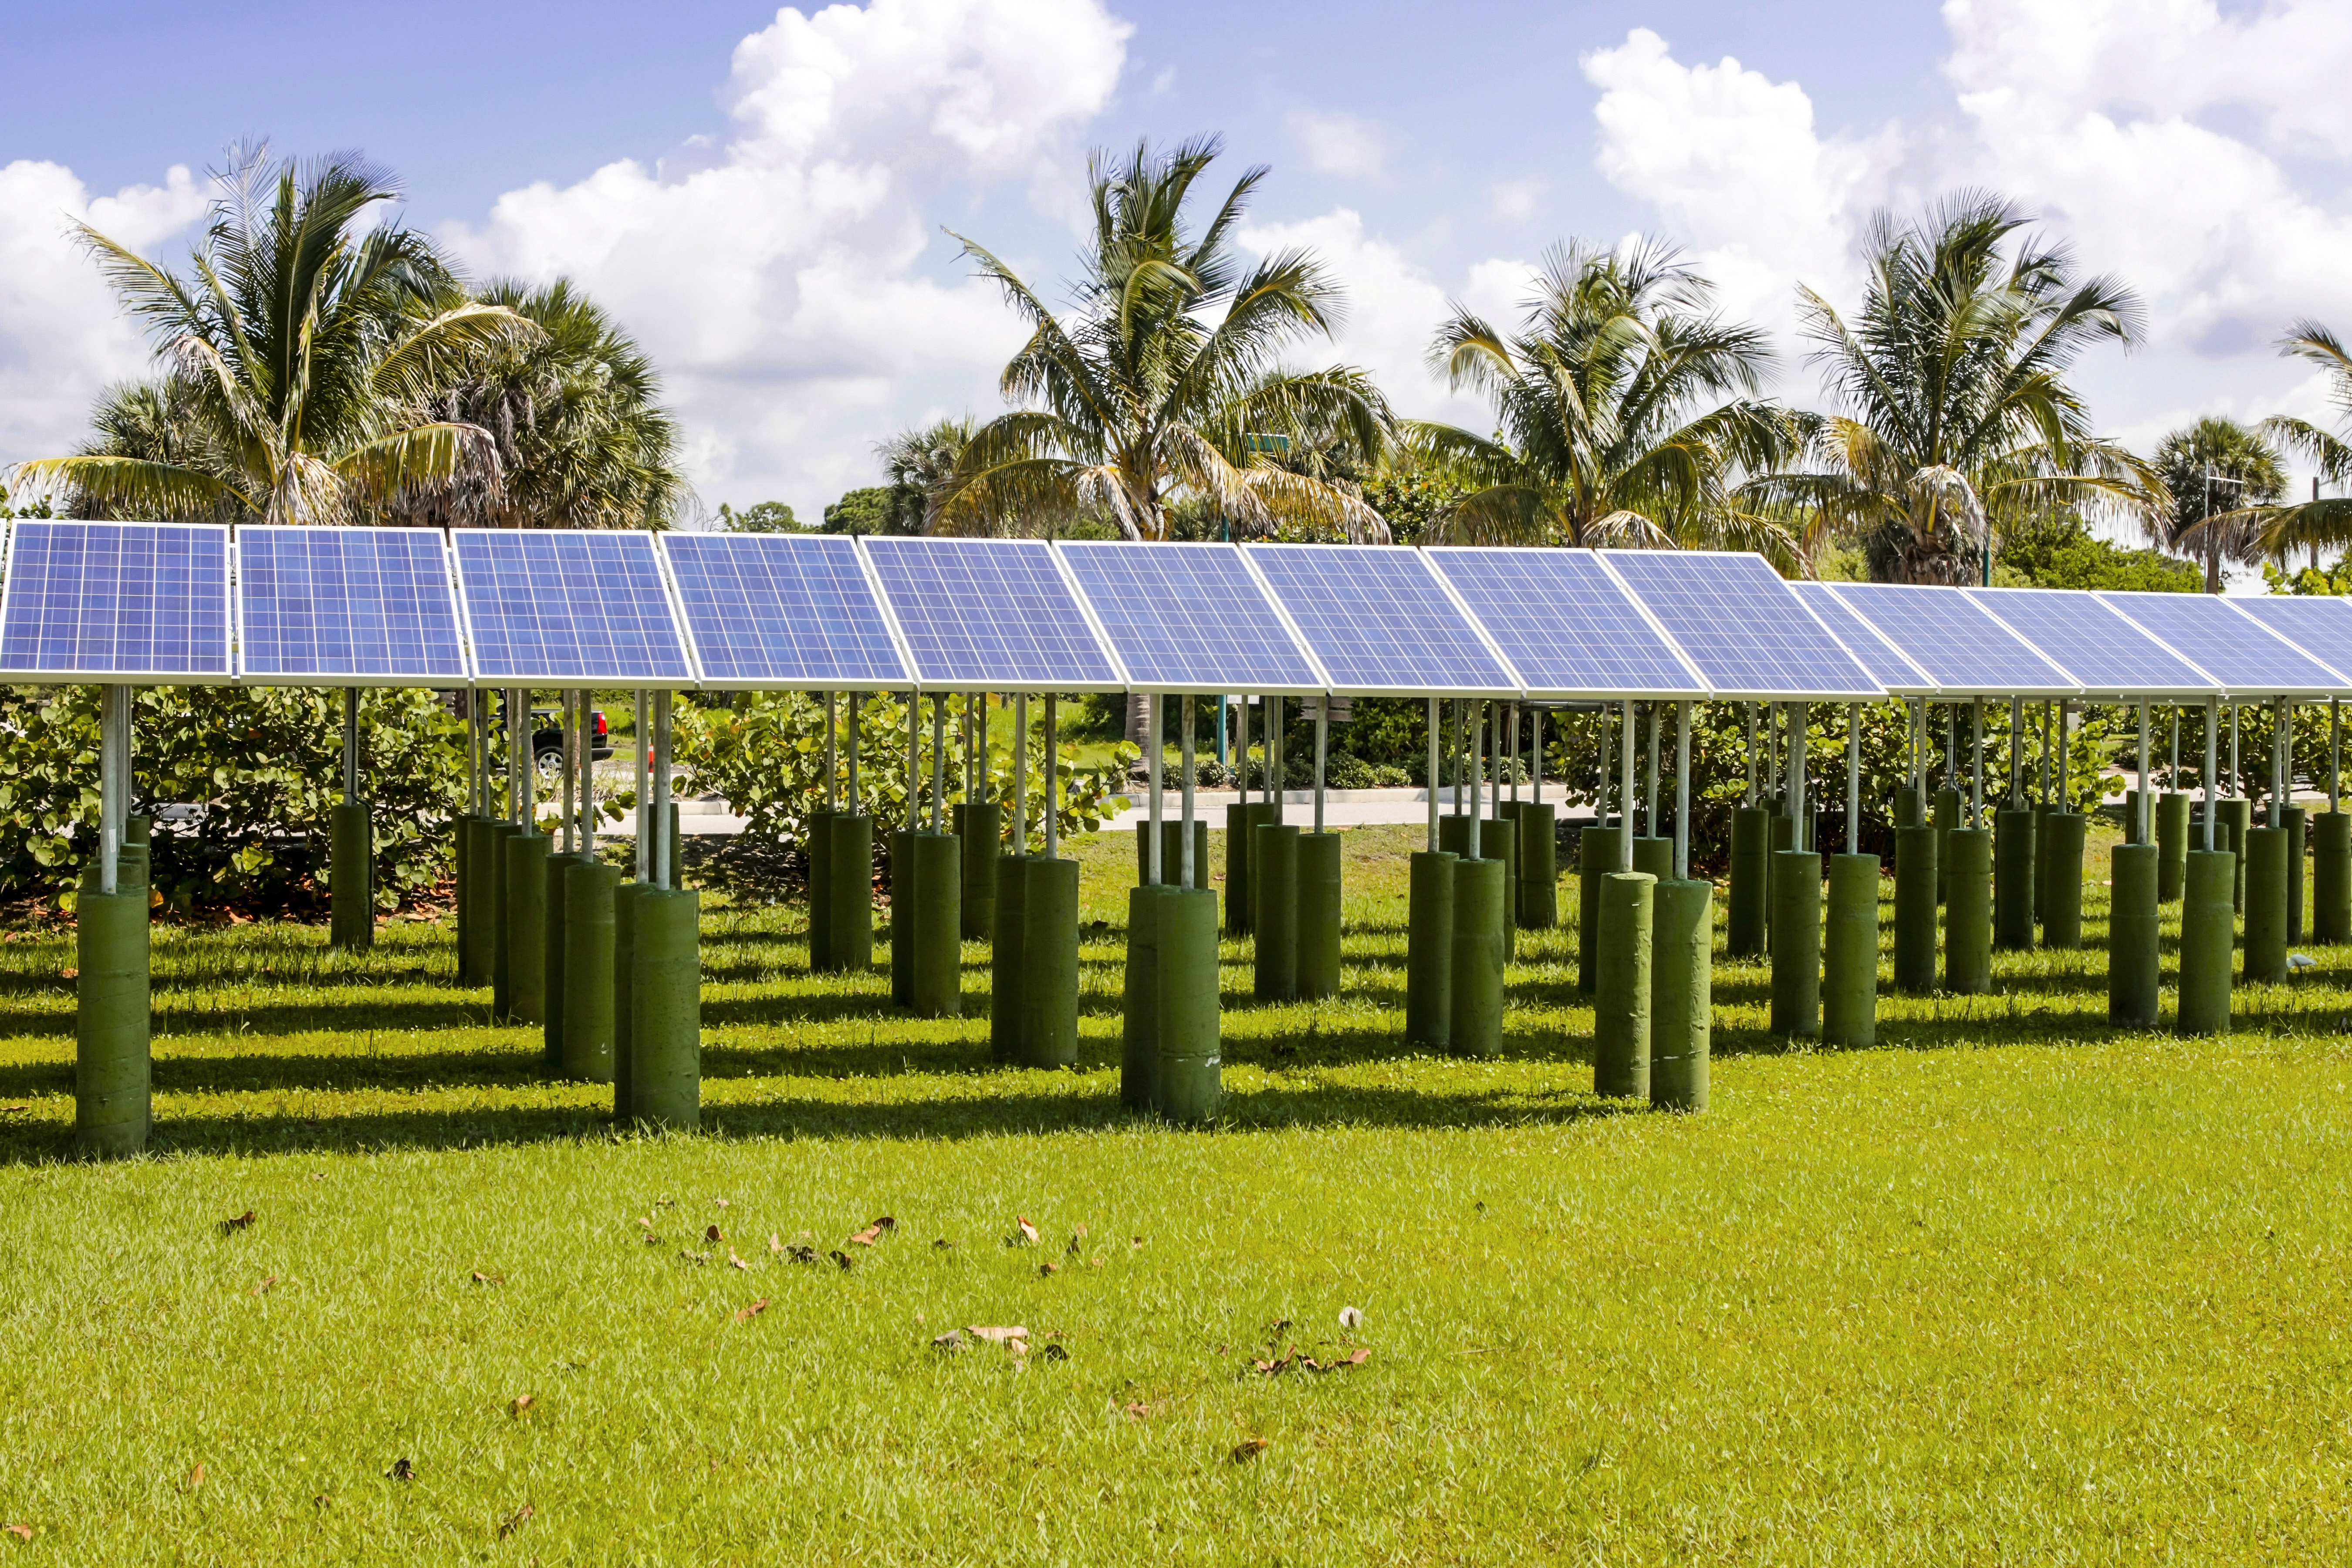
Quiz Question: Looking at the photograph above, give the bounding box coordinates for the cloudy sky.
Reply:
[5,0,2351,545]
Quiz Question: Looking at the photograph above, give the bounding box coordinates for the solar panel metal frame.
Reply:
[858,536,1128,694]
[1055,540,1327,696]
[233,525,470,687]
[2223,595,2352,696]
[1591,549,1883,702]
[657,532,914,692]
[1825,581,2079,699]
[1788,581,1935,696]
[1963,585,2221,701]
[0,518,235,686]
[2095,590,2349,699]
[1423,546,1707,700]
[1239,543,1521,698]
[450,527,700,689]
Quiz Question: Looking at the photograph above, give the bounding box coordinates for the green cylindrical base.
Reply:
[2242,826,2290,985]
[1993,810,2035,951]
[330,801,372,951]
[2031,801,2051,923]
[1517,803,1558,928]
[2317,811,2352,945]
[501,833,550,1024]
[1822,854,1878,1048]
[474,821,516,997]
[612,882,645,1121]
[2040,812,2087,950]
[1407,850,1456,1050]
[825,814,873,972]
[629,888,701,1129]
[455,816,484,985]
[908,832,961,1018]
[1767,815,1794,942]
[1156,888,1222,1124]
[1594,871,1654,1097]
[2178,849,2236,1036]
[2108,844,2159,1027]
[542,850,584,1068]
[2156,792,2189,902]
[808,807,835,971]
[75,886,149,1158]
[2124,789,2142,845]
[1944,829,1992,995]
[1771,849,1822,1037]
[1137,817,1210,890]
[1933,787,1961,903]
[1649,879,1710,1112]
[889,829,915,1007]
[1224,802,1253,934]
[1252,822,1300,1002]
[1895,784,1924,828]
[1122,882,1175,1109]
[1892,825,1938,994]
[1579,825,1616,992]
[1019,856,1079,1068]
[1295,831,1342,1000]
[992,855,1030,1062]
[2220,799,2252,911]
[1449,855,1507,1058]
[961,802,1000,941]
[1631,835,1672,882]
[2283,805,2308,944]
[1483,817,1518,962]
[561,860,619,1081]
[1438,812,1469,858]
[1727,807,1767,960]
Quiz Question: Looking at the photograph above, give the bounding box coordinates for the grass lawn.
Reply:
[3,821,2351,1563]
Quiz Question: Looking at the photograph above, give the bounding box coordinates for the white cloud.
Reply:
[446,0,1132,517]
[1491,179,1541,222]
[1284,109,1399,180]
[0,161,206,477]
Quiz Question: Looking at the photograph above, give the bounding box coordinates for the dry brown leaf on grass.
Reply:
[1039,1262,1059,1277]
[728,1251,749,1271]
[498,1505,534,1539]
[58,967,75,980]
[768,1233,784,1255]
[828,1250,854,1270]
[386,1458,415,1482]
[3,1523,30,1540]
[848,1225,883,1247]
[966,1325,1027,1344]
[186,1463,206,1490]
[470,1271,502,1286]
[713,1197,730,1209]
[1231,1437,1271,1463]
[510,1395,534,1416]
[1123,1402,1151,1420]
[219,1210,255,1235]
[1007,1216,1039,1247]
[253,1274,279,1296]
[705,1224,723,1244]
[733,1298,769,1324]
[0,1105,27,1115]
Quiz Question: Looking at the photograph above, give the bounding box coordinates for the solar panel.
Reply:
[2226,596,2352,692]
[1790,582,1933,694]
[1966,587,2219,698]
[862,537,1122,690]
[1243,544,1517,696]
[2097,591,2347,696]
[1595,551,1880,700]
[235,526,466,684]
[1058,541,1323,692]
[453,529,694,685]
[1424,547,1703,699]
[1829,582,2075,697]
[661,533,910,689]
[0,520,231,683]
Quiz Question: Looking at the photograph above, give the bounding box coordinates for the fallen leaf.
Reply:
[1007,1216,1039,1247]
[733,1298,769,1324]
[386,1458,415,1482]
[1039,1261,1059,1277]
[188,1463,206,1489]
[705,1224,722,1244]
[870,1215,896,1233]
[931,1328,966,1352]
[1123,1402,1151,1420]
[679,1250,709,1265]
[639,1216,653,1230]
[1231,1437,1271,1463]
[1338,1305,1363,1330]
[966,1325,1028,1344]
[786,1244,818,1265]
[58,966,76,980]
[768,1233,783,1255]
[933,1238,954,1250]
[470,1271,502,1286]
[713,1197,730,1209]
[1041,1343,1070,1362]
[253,1274,279,1295]
[1007,1338,1030,1356]
[848,1224,884,1246]
[1131,1236,1144,1249]
[1342,1348,1372,1365]
[510,1394,534,1415]
[829,1250,854,1270]
[4,1524,32,1541]
[498,1504,534,1539]
[728,1250,749,1271]
[0,1105,26,1115]
[643,1235,662,1246]
[219,1210,255,1235]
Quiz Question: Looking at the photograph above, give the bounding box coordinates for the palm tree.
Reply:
[879,419,972,534]
[2226,322,2352,563]
[2151,417,2287,591]
[1769,192,2162,584]
[8,144,534,525]
[1413,239,1797,558]
[936,136,1394,541]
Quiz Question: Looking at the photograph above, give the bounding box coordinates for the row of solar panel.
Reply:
[5,520,2351,703]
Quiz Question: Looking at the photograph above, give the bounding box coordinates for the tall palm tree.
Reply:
[2226,322,2352,562]
[1413,239,1797,558]
[879,418,972,534]
[8,144,534,525]
[1768,192,2162,584]
[2151,417,2287,591]
[936,136,1394,541]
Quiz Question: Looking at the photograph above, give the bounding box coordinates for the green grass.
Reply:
[4,822,2352,1563]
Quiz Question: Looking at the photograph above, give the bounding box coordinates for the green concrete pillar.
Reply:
[1517,803,1558,928]
[1822,853,1878,1048]
[1156,888,1223,1124]
[561,860,619,1082]
[1631,835,1672,882]
[1892,825,1938,994]
[2220,798,2252,911]
[475,821,515,997]
[2242,826,2290,985]
[1019,855,1080,1068]
[330,801,372,951]
[1933,787,1962,903]
[2178,848,2236,1036]
[2283,805,2308,944]
[2316,811,2352,944]
[1121,882,1174,1110]
[1649,879,1710,1112]
[2030,801,2051,923]
[1895,784,1924,828]
[628,887,701,1129]
[1593,871,1654,1097]
[2156,791,2189,902]
[1407,851,1456,1050]
[960,802,1000,941]
[501,832,550,1024]
[908,831,961,1018]
[2039,812,2087,950]
[1727,807,1768,959]
[1579,825,1616,991]
[75,882,149,1158]
[1944,828,1993,995]
[612,882,645,1122]
[808,807,834,971]
[889,829,915,1007]
[1223,802,1252,934]
[455,816,481,985]
[1295,831,1342,1000]
[1137,818,1210,890]
[1438,814,1469,858]
[1252,822,1299,1002]
[542,850,584,1068]
[1484,816,1518,962]
[1993,809,2036,951]
[825,814,873,973]
[1449,855,1507,1058]
[1770,849,1822,1037]
[2108,843,2159,1027]
[993,856,1031,1063]
[2124,789,2142,845]
[1767,815,1794,941]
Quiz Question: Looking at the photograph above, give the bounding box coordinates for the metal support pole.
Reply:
[2205,697,2219,850]
[1011,693,1029,854]
[1426,696,1440,854]
[1313,693,1328,835]
[1598,703,1612,832]
[1674,700,1691,879]
[633,689,649,882]
[1618,699,1635,871]
[1509,703,1521,808]
[2335,697,2342,813]
[580,688,597,860]
[1467,701,1484,861]
[2137,700,2151,841]
[1847,702,1862,852]
[1744,703,1757,806]
[98,684,125,894]
[1533,708,1544,805]
[509,688,527,827]
[1787,702,1808,848]
[930,696,946,833]
[1451,699,1465,818]
[1146,693,1163,884]
[1181,695,1197,890]
[1044,695,1060,860]
[1971,698,1984,827]
[2008,696,2024,807]
[559,690,576,854]
[652,692,672,890]
[824,692,838,814]
[2231,703,2241,798]
[846,693,861,814]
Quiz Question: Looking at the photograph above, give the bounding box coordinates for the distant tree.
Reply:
[2001,512,2199,592]
[2233,322,2352,562]
[717,500,801,533]
[822,487,893,536]
[881,419,970,532]
[2150,417,2287,591]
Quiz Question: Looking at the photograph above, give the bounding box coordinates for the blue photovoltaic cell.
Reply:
[862,537,1119,687]
[1597,551,1879,699]
[1426,547,1700,697]
[2227,596,2352,690]
[0,520,230,679]
[1059,541,1321,690]
[237,527,466,682]
[2098,591,2347,695]
[662,533,908,687]
[1832,583,2075,695]
[1790,582,1931,693]
[453,530,692,683]
[1966,587,2218,696]
[1244,544,1516,694]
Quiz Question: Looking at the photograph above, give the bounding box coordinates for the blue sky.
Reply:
[4,0,2350,565]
